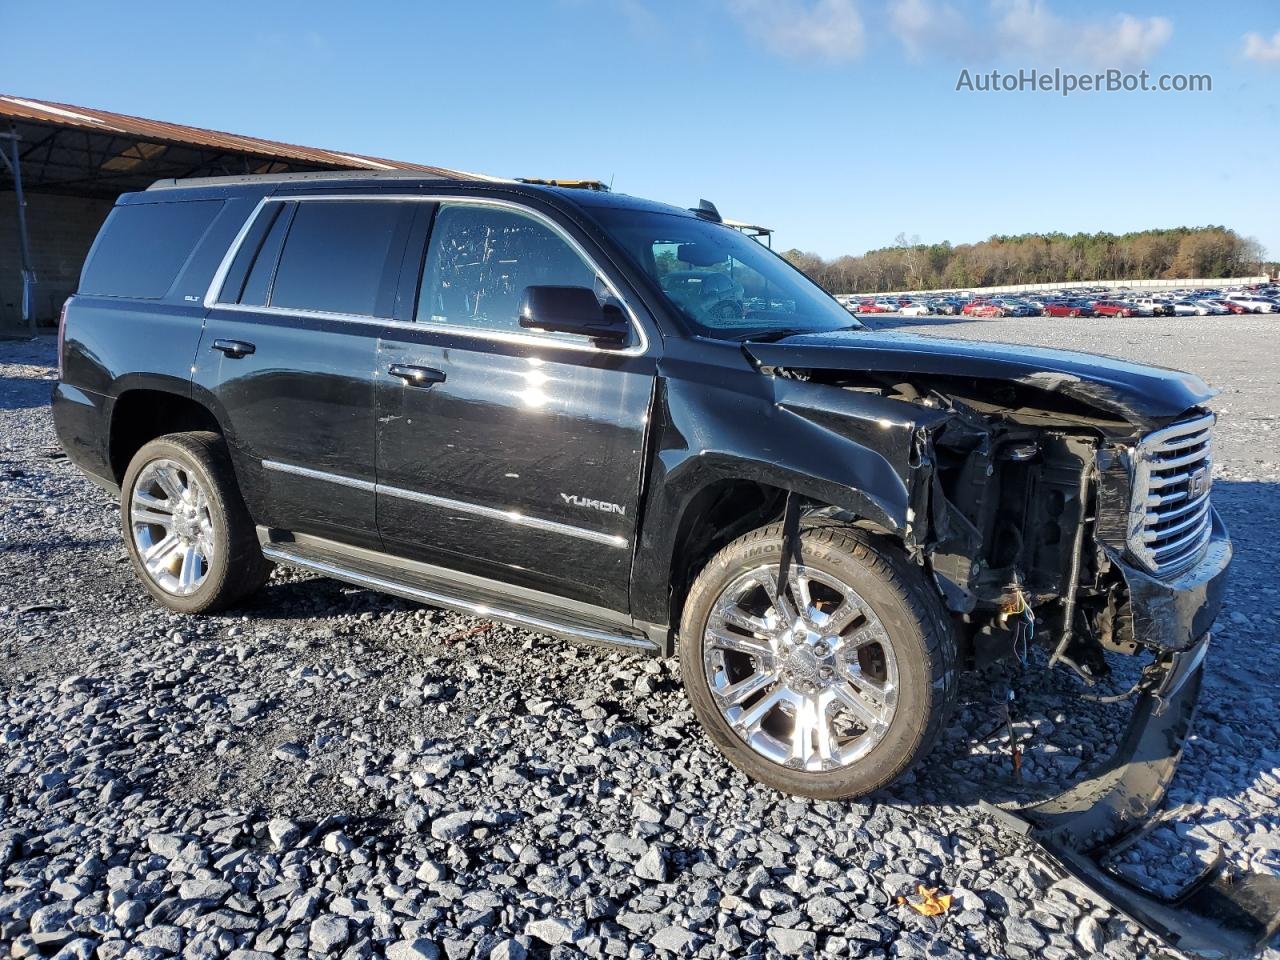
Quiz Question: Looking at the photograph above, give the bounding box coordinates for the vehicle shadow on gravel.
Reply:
[0,370,55,412]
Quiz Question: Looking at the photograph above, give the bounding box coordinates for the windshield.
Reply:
[590,206,860,339]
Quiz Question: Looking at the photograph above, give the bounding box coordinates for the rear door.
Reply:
[194,196,414,549]
[374,199,657,612]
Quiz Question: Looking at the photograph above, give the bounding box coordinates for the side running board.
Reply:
[260,537,661,655]
[983,634,1280,958]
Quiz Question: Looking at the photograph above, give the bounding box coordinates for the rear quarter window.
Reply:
[267,200,411,317]
[80,200,225,299]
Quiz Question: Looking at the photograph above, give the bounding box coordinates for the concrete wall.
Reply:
[0,191,114,330]
[840,275,1272,299]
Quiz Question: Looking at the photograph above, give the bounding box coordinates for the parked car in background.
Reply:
[1213,299,1254,315]
[994,299,1040,317]
[1092,301,1136,318]
[1196,300,1230,316]
[1044,300,1094,318]
[855,299,894,313]
[1172,300,1211,316]
[899,302,932,316]
[962,299,1004,317]
[1225,294,1279,313]
[1132,297,1175,317]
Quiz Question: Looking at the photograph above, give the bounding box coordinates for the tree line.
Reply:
[782,227,1272,294]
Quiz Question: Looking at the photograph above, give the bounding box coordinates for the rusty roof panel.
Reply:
[0,94,483,178]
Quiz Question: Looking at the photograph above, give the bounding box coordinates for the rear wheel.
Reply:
[679,523,957,799]
[121,432,272,614]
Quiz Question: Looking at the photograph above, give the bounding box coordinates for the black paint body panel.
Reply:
[744,330,1216,425]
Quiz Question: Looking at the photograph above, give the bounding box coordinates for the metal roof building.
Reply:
[0,95,480,332]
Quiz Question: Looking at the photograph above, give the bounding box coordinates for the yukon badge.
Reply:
[560,493,626,517]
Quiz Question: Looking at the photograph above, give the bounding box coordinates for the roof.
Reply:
[0,94,486,195]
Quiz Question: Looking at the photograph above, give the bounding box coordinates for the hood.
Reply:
[743,329,1214,423]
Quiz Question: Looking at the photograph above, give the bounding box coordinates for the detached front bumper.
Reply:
[985,513,1280,956]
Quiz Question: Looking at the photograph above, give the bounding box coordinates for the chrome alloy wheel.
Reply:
[702,564,899,771]
[129,458,214,596]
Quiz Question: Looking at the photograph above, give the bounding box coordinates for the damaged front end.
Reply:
[745,333,1277,955]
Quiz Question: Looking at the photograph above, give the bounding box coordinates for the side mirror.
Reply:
[518,286,629,347]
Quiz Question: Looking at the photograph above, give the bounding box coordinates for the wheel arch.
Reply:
[650,465,905,645]
[108,387,225,485]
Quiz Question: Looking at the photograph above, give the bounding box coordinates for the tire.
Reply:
[1069,309,1079,318]
[120,431,273,614]
[679,522,957,799]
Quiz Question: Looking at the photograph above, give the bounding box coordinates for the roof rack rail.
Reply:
[146,169,493,191]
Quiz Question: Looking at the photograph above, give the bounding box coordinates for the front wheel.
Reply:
[679,523,957,799]
[121,432,273,614]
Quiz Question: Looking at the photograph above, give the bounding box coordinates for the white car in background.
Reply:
[899,302,932,316]
[1225,294,1279,313]
[1119,298,1155,317]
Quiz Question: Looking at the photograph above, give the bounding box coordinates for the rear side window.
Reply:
[80,200,224,299]
[267,200,410,317]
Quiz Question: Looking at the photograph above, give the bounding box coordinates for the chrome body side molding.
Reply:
[260,459,627,549]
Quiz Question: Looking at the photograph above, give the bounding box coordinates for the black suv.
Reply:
[54,172,1230,801]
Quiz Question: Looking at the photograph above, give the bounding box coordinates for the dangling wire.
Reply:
[1004,587,1034,667]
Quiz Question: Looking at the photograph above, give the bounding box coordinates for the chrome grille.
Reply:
[1128,413,1215,576]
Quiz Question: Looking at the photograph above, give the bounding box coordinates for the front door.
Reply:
[375,200,656,612]
[194,196,414,549]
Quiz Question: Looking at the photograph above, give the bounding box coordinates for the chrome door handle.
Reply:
[212,338,256,358]
[388,364,446,387]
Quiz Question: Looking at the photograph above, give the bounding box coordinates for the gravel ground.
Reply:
[2,316,1278,960]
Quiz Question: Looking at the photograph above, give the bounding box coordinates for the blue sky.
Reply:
[3,0,1278,259]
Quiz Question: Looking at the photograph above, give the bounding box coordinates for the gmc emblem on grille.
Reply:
[1187,466,1210,498]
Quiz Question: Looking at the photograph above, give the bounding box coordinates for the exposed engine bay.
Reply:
[765,360,1218,684]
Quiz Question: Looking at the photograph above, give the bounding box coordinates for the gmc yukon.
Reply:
[54,173,1230,821]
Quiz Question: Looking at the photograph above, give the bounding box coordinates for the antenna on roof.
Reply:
[691,199,722,223]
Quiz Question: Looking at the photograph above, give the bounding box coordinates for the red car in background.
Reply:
[1212,299,1253,315]
[961,299,1004,317]
[1091,301,1136,318]
[856,300,894,313]
[1043,300,1095,318]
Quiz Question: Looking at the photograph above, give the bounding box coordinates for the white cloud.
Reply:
[993,0,1059,55]
[1080,14,1173,66]
[725,0,866,63]
[992,0,1172,66]
[887,0,971,59]
[1243,30,1280,64]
